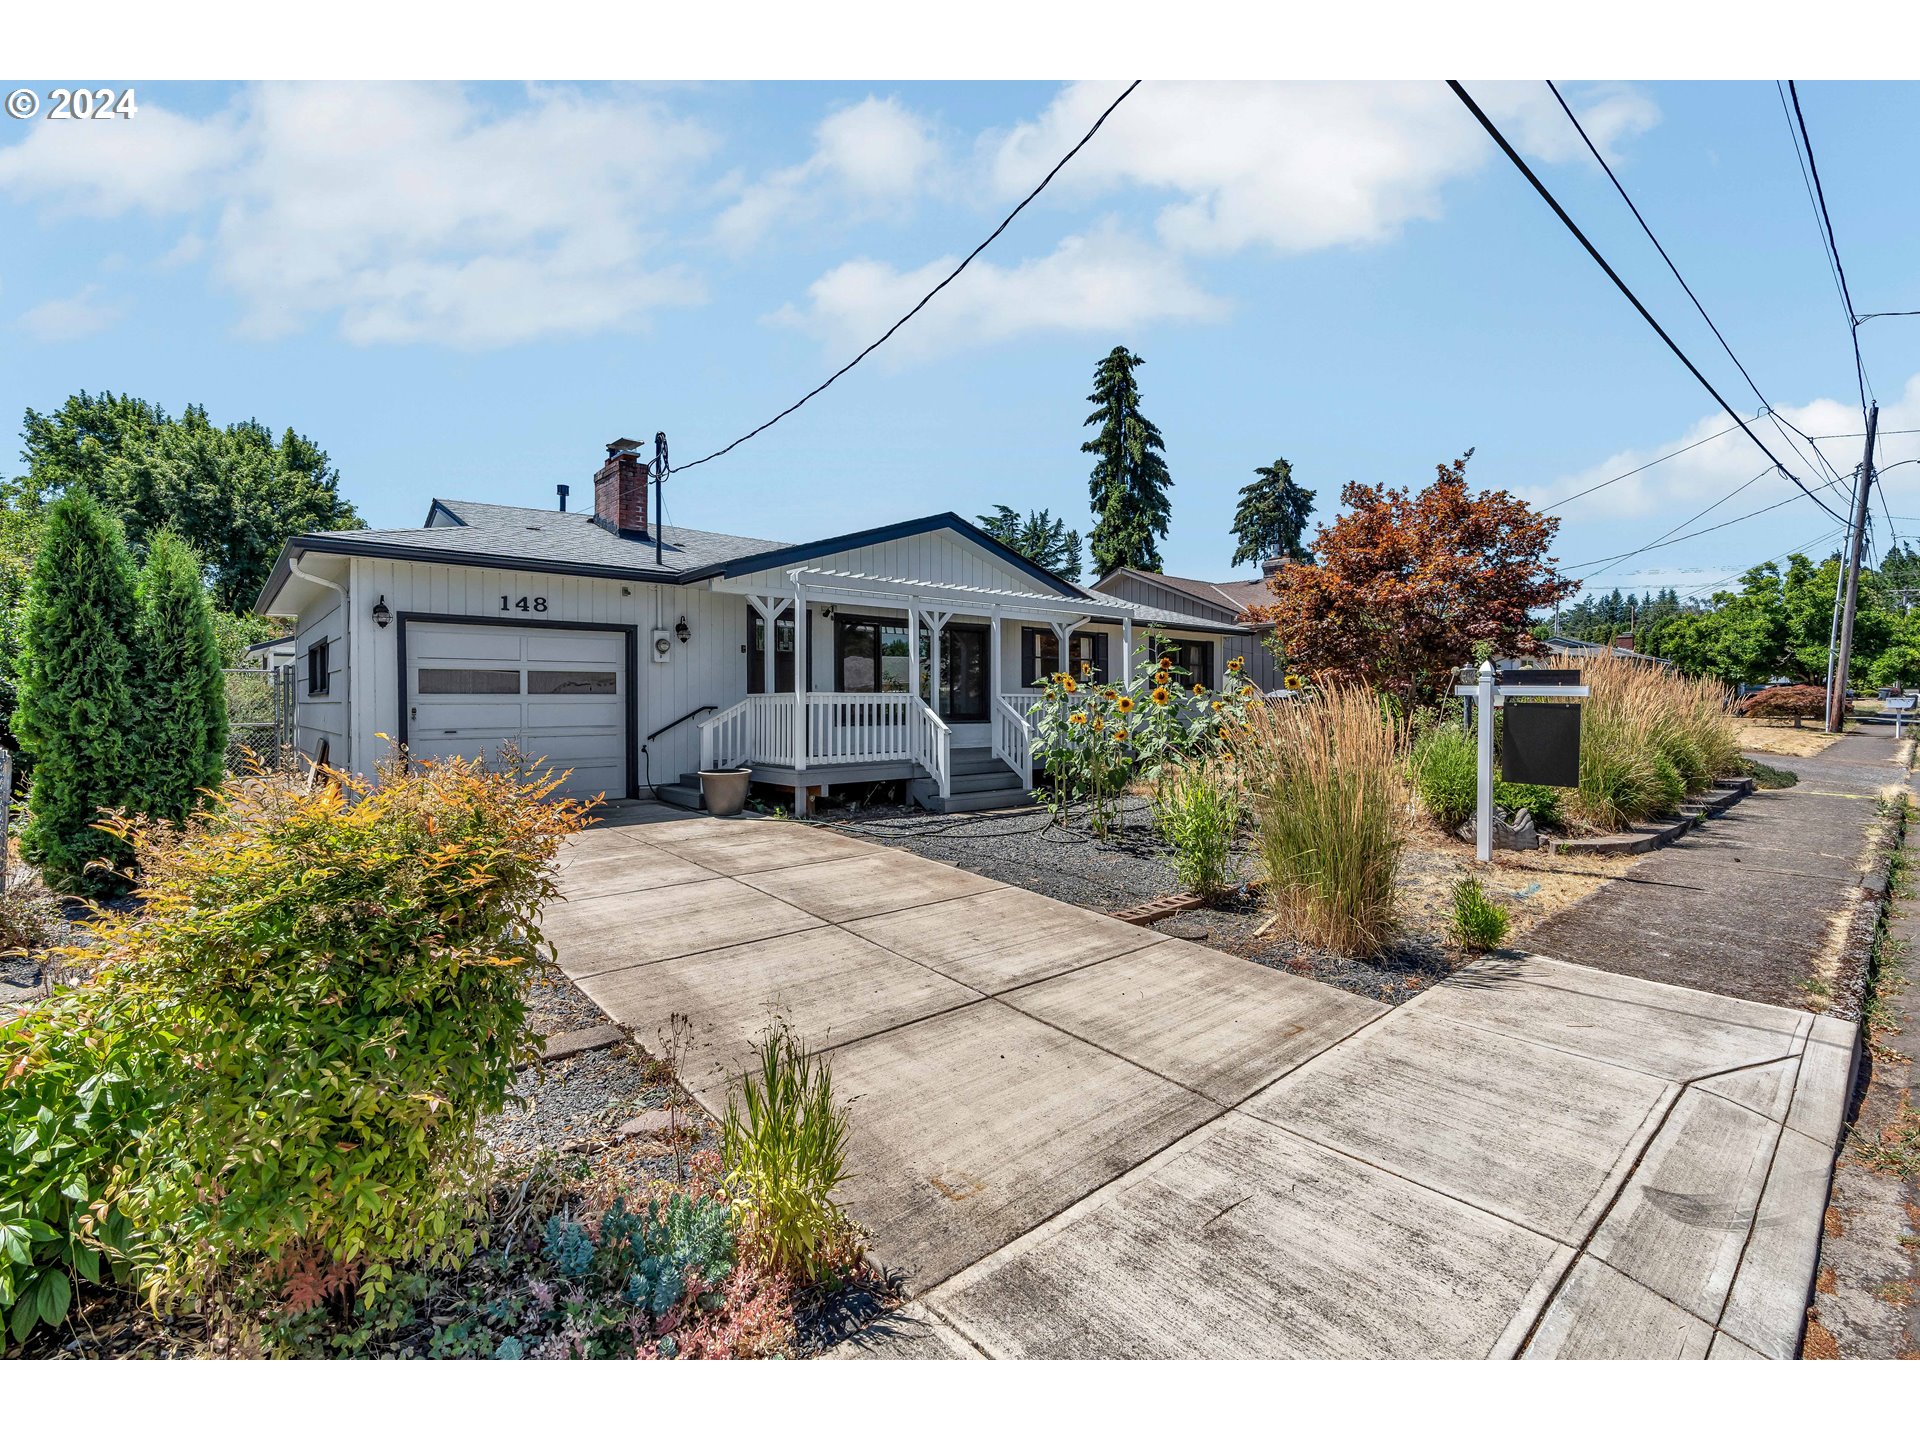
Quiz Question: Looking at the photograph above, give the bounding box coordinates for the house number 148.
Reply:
[500,596,548,613]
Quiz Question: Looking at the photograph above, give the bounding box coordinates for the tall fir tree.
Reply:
[976,504,1083,581]
[15,492,139,894]
[1229,457,1316,568]
[131,530,228,825]
[1082,346,1172,575]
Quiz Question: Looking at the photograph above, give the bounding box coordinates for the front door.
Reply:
[938,623,990,723]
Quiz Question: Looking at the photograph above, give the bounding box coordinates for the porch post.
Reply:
[930,612,943,719]
[989,606,1002,706]
[792,580,808,776]
[1121,616,1134,684]
[907,604,920,702]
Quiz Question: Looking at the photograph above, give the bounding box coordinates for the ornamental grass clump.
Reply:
[75,749,590,1310]
[1571,653,1740,832]
[721,1024,857,1286]
[1448,877,1511,953]
[1243,682,1408,957]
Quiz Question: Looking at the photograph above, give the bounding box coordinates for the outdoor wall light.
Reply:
[372,596,391,629]
[675,615,691,644]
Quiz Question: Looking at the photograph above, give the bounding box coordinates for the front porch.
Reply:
[696,565,1139,813]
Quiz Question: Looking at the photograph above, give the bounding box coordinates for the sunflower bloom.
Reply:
[1116,695,1135,714]
[1112,728,1128,743]
[1211,700,1223,711]
[1284,674,1303,690]
[1228,655,1245,673]
[1062,675,1078,694]
[1242,685,1257,698]
[1069,711,1088,726]
[1092,716,1106,732]
[1192,683,1206,697]
[1150,686,1170,706]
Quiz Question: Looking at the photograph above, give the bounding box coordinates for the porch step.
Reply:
[654,773,708,809]
[950,747,1008,777]
[949,766,1024,795]
[916,785,1037,814]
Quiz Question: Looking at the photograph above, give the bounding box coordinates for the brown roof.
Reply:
[1099,566,1276,622]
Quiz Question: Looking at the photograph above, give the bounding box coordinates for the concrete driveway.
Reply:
[543,804,1856,1360]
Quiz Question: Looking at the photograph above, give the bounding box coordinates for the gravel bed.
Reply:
[524,966,612,1037]
[813,796,1256,913]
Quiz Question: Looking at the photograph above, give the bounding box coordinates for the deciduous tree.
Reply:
[1249,453,1576,708]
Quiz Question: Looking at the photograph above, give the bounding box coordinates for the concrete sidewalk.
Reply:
[543,803,1857,1359]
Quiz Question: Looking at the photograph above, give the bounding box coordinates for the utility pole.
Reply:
[1828,401,1880,732]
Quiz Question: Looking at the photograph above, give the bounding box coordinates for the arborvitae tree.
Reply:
[1082,346,1173,575]
[1230,457,1316,568]
[15,492,139,894]
[131,530,228,825]
[977,504,1084,581]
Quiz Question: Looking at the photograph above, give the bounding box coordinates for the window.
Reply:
[528,670,616,695]
[834,616,913,694]
[305,638,331,696]
[1153,638,1215,690]
[417,668,521,695]
[1021,627,1109,686]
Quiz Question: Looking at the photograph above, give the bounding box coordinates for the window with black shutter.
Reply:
[306,638,331,697]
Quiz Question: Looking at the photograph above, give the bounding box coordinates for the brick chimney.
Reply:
[593,438,649,536]
[1612,633,1636,652]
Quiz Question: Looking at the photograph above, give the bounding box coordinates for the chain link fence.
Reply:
[223,665,297,775]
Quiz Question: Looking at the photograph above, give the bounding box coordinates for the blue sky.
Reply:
[2,79,1917,601]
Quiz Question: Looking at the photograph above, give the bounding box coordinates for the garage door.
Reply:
[405,623,627,800]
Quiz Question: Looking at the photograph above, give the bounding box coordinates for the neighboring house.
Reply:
[255,438,1275,813]
[1092,561,1282,692]
[1543,634,1671,668]
[236,634,296,671]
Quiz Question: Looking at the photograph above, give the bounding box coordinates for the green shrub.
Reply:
[1152,762,1243,897]
[1410,722,1477,829]
[721,1025,855,1285]
[84,750,589,1308]
[1494,781,1563,831]
[1246,682,1407,957]
[14,493,138,895]
[0,1000,158,1344]
[1448,877,1511,952]
[129,531,227,824]
[1572,654,1739,831]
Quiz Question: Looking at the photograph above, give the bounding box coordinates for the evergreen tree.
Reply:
[977,504,1083,581]
[15,492,138,894]
[1082,346,1173,575]
[1229,457,1315,568]
[130,530,228,825]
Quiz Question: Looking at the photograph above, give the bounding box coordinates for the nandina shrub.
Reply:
[84,750,590,1308]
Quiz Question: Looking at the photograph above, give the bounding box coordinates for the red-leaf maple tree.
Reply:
[1247,453,1577,708]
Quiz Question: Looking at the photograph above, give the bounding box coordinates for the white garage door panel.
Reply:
[406,623,627,800]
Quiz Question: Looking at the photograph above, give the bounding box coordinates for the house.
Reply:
[254,438,1275,813]
[1092,560,1283,692]
[1543,634,1671,667]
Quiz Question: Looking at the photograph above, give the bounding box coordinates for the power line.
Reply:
[1565,465,1796,576]
[1448,81,1847,526]
[1856,310,1920,324]
[671,79,1142,475]
[1540,419,1744,511]
[1786,80,1873,413]
[1671,525,1848,599]
[1809,427,1920,440]
[1545,81,1835,484]
[1776,81,1851,340]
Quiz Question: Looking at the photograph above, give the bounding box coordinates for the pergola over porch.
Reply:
[700,565,1137,810]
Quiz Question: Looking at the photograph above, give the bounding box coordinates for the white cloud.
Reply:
[0,83,718,348]
[16,285,121,341]
[716,95,941,252]
[770,221,1225,361]
[988,80,1658,258]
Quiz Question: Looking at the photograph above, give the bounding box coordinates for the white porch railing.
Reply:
[700,693,795,769]
[806,692,912,763]
[907,698,951,798]
[992,694,1034,791]
[699,691,949,795]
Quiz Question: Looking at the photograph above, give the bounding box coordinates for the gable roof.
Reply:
[255,502,1089,613]
[1095,566,1276,623]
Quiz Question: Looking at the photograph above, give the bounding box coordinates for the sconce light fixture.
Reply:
[372,595,392,629]
[675,615,691,644]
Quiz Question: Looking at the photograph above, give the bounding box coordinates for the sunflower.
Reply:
[1080,660,1094,676]
[1091,716,1106,732]
[1100,687,1118,702]
[1115,695,1136,714]
[1284,674,1303,690]
[1227,655,1245,673]
[1192,683,1206,697]
[1241,685,1257,699]
[1112,728,1128,743]
[1062,675,1078,694]
[1150,686,1171,706]
[1069,711,1088,726]
[1211,700,1223,712]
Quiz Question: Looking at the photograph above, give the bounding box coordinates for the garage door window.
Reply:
[528,670,617,695]
[418,667,522,695]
